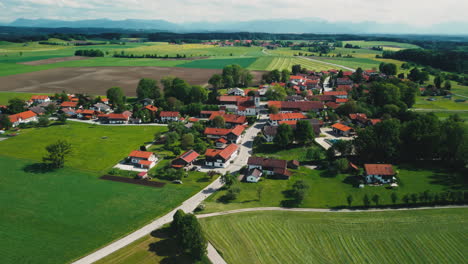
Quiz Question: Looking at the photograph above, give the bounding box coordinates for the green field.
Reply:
[0,122,167,172]
[249,56,348,71]
[178,57,257,69]
[202,163,465,213]
[343,40,421,50]
[200,209,467,264]
[413,96,468,110]
[0,155,211,264]
[0,91,51,104]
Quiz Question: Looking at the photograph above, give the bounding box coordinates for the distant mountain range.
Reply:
[8,18,468,35]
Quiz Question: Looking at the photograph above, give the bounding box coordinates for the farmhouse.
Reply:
[218,96,260,116]
[246,168,263,183]
[171,150,200,169]
[268,101,324,113]
[364,164,396,184]
[323,91,348,99]
[331,123,353,137]
[60,101,78,108]
[99,112,131,124]
[209,112,247,127]
[159,111,180,123]
[29,106,46,115]
[247,156,292,179]
[128,150,157,169]
[91,103,111,113]
[204,125,245,143]
[76,109,98,120]
[227,88,245,96]
[9,110,38,127]
[205,144,239,168]
[269,113,306,126]
[31,95,50,104]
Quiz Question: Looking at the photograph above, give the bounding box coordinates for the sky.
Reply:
[0,0,467,26]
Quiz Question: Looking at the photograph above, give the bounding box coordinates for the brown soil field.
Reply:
[19,56,89,65]
[0,66,265,96]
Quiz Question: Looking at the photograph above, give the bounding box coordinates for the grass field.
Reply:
[202,163,465,213]
[178,57,257,69]
[249,56,349,71]
[200,209,467,264]
[0,91,51,104]
[343,40,421,50]
[413,96,468,110]
[0,155,211,264]
[0,122,167,172]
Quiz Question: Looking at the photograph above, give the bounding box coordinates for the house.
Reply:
[61,107,76,117]
[91,103,111,113]
[100,113,131,124]
[331,123,353,137]
[215,137,228,148]
[76,109,98,120]
[246,169,263,183]
[128,150,157,169]
[205,144,239,168]
[268,101,324,113]
[200,110,225,118]
[323,91,348,99]
[160,111,180,123]
[60,101,78,108]
[9,110,38,127]
[204,125,245,144]
[269,113,306,126]
[100,98,109,104]
[349,113,368,125]
[171,150,200,169]
[144,105,158,113]
[337,85,352,92]
[31,95,50,104]
[337,78,353,85]
[209,112,247,127]
[218,96,260,116]
[364,164,396,184]
[29,106,46,115]
[263,126,277,142]
[247,157,292,179]
[227,88,245,96]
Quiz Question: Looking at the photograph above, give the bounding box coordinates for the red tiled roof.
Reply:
[176,150,200,163]
[188,117,199,122]
[364,164,395,175]
[217,137,228,143]
[331,123,352,132]
[108,113,128,120]
[289,75,304,80]
[269,113,306,121]
[336,98,348,103]
[61,101,78,108]
[138,171,147,177]
[138,160,153,166]
[209,113,246,124]
[9,110,37,123]
[160,111,179,117]
[369,119,382,125]
[278,120,297,126]
[248,157,288,169]
[129,150,154,159]
[218,96,242,103]
[145,105,158,112]
[343,71,354,76]
[204,127,231,136]
[325,102,339,109]
[268,101,324,112]
[337,85,352,91]
[77,109,96,115]
[31,95,49,100]
[349,113,367,120]
[230,125,245,136]
[206,144,238,160]
[324,91,348,96]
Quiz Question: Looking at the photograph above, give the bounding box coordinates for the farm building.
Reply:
[209,112,247,127]
[247,157,292,179]
[364,164,396,184]
[204,125,245,144]
[31,95,50,104]
[205,144,239,168]
[171,150,200,169]
[160,111,180,123]
[246,169,263,183]
[268,101,324,113]
[8,110,38,127]
[269,113,307,126]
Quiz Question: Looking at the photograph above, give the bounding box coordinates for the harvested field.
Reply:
[19,56,90,65]
[0,66,265,96]
[100,175,166,188]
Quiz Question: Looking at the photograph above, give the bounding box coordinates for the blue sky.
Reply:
[0,0,467,25]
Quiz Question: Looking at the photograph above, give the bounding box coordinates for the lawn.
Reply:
[254,144,324,162]
[0,155,211,264]
[343,40,421,50]
[200,209,467,264]
[0,122,167,172]
[413,96,468,110]
[0,91,51,104]
[201,163,466,213]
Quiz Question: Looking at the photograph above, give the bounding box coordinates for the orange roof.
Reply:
[188,117,199,122]
[77,109,96,115]
[61,101,78,108]
[364,164,395,175]
[230,125,245,136]
[369,119,382,125]
[209,113,246,124]
[31,95,49,100]
[324,91,348,96]
[129,150,154,159]
[174,150,200,164]
[108,113,128,120]
[269,113,306,121]
[278,120,297,126]
[331,123,352,132]
[101,98,109,102]
[204,127,231,136]
[145,105,158,112]
[205,144,238,160]
[138,160,153,166]
[336,98,349,103]
[326,102,339,109]
[349,113,367,120]
[9,110,37,123]
[337,85,352,91]
[217,137,228,143]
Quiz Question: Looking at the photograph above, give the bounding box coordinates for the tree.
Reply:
[292,64,301,75]
[42,140,72,169]
[224,186,241,201]
[190,85,208,103]
[171,209,186,234]
[136,78,161,100]
[292,180,309,205]
[410,193,418,204]
[363,194,370,207]
[106,87,125,108]
[281,69,290,82]
[162,77,192,103]
[37,116,50,127]
[0,115,12,130]
[305,147,322,161]
[434,75,443,89]
[274,123,293,148]
[181,133,195,149]
[371,194,380,206]
[7,98,26,114]
[391,192,398,205]
[347,195,353,207]
[334,158,349,173]
[44,104,57,115]
[165,131,180,146]
[208,74,223,89]
[294,120,314,144]
[268,105,279,114]
[212,115,225,128]
[379,63,397,75]
[220,172,237,187]
[171,212,207,260]
[403,194,410,205]
[333,140,353,157]
[257,186,264,201]
[265,84,287,101]
[443,80,452,90]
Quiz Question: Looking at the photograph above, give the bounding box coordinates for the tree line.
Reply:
[74,49,104,57]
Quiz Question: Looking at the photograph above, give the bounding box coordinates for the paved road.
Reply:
[198,205,468,219]
[299,56,356,72]
[72,121,263,264]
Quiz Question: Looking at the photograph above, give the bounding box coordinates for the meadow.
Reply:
[0,155,211,264]
[0,91,51,104]
[343,40,421,50]
[202,162,465,213]
[200,209,467,264]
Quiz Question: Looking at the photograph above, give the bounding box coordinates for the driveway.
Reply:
[315,127,354,150]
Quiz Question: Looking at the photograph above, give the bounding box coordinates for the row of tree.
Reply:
[208,64,253,89]
[74,49,104,57]
[274,121,315,148]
